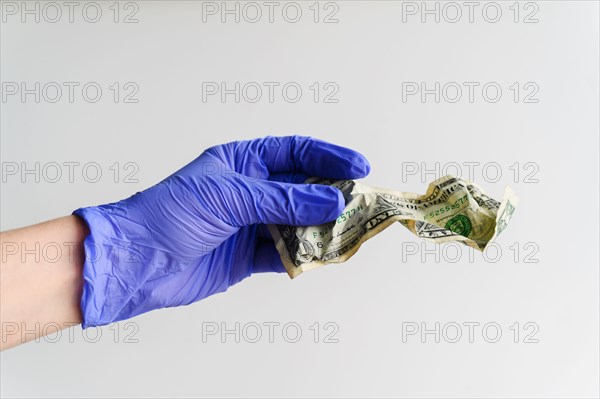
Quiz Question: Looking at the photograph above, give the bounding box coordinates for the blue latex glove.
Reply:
[73,136,370,328]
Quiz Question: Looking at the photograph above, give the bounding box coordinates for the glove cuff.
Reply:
[73,205,142,328]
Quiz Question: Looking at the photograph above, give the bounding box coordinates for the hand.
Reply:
[74,136,370,327]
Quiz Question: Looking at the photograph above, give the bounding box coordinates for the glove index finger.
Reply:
[252,136,371,180]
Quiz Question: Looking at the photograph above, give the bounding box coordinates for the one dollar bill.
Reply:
[269,175,518,279]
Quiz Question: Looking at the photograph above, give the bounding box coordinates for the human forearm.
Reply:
[0,216,87,350]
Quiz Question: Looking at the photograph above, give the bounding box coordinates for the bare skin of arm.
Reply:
[0,216,87,350]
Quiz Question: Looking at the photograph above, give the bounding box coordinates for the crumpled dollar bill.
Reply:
[269,175,518,278]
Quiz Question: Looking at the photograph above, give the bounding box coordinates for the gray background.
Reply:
[1,1,598,397]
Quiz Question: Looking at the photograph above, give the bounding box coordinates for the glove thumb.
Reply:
[223,175,345,226]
